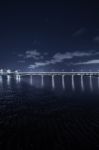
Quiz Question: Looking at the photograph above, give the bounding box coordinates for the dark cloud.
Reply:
[28,51,93,69]
[74,59,99,65]
[17,60,25,63]
[93,36,99,43]
[72,28,86,37]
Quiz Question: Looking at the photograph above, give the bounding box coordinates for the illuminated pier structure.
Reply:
[0,71,99,89]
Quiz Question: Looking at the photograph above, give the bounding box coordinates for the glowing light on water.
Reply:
[62,75,65,89]
[7,75,11,85]
[81,75,84,91]
[18,75,21,82]
[41,75,44,87]
[98,77,99,88]
[52,75,55,89]
[0,69,4,75]
[89,75,93,91]
[0,76,2,81]
[30,75,33,85]
[16,75,21,83]
[0,76,3,84]
[0,73,98,91]
[72,75,75,90]
[16,75,18,80]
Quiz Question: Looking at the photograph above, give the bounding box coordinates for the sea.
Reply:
[0,75,99,150]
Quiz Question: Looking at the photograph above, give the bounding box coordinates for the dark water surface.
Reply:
[0,75,99,150]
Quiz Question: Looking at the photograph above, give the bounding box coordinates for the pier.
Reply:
[0,71,99,89]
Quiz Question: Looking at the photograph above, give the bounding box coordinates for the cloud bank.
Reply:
[17,49,99,69]
[75,59,99,65]
[72,28,86,37]
[18,49,46,60]
[93,36,99,43]
[28,51,93,69]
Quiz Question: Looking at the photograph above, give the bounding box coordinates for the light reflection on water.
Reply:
[52,75,55,89]
[7,75,11,86]
[89,75,93,91]
[98,76,99,89]
[16,75,21,83]
[41,75,44,87]
[0,75,99,94]
[30,75,33,85]
[0,75,3,84]
[71,75,75,91]
[62,75,65,89]
[81,75,84,91]
[0,75,99,149]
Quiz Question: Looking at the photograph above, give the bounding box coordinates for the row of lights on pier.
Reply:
[0,69,19,74]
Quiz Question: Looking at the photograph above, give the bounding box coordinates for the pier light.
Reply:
[15,70,19,74]
[0,69,4,74]
[7,69,11,74]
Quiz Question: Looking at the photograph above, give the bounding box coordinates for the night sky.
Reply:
[0,0,99,71]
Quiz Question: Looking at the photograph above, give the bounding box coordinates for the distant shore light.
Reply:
[15,70,19,74]
[7,69,11,74]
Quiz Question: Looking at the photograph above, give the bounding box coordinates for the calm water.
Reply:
[0,75,99,150]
